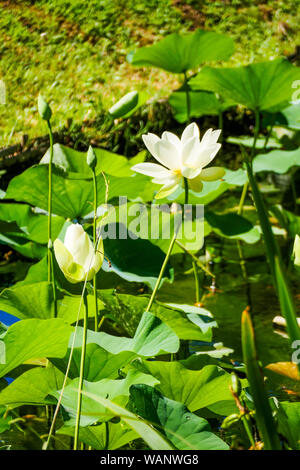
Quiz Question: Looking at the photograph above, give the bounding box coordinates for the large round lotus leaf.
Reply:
[128,29,234,73]
[190,59,300,112]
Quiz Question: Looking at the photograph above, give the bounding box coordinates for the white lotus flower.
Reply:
[131,122,225,199]
[54,223,103,283]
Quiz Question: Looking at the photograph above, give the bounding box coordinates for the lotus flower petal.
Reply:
[131,162,171,179]
[199,166,225,181]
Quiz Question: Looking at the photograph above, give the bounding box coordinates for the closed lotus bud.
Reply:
[54,223,103,283]
[38,94,52,121]
[221,413,240,429]
[87,145,97,171]
[293,234,300,266]
[108,91,139,118]
[230,372,242,397]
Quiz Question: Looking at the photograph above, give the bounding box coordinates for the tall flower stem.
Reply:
[238,108,260,216]
[145,230,178,313]
[175,240,215,278]
[92,171,99,331]
[192,261,201,304]
[218,111,223,142]
[146,178,189,313]
[236,109,261,311]
[74,291,88,450]
[184,72,191,124]
[47,120,57,318]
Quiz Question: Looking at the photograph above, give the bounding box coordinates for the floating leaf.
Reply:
[99,291,215,342]
[227,136,281,149]
[253,148,300,174]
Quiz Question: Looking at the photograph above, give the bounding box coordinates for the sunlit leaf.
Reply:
[190,59,300,111]
[129,29,234,73]
[0,365,65,407]
[5,164,148,218]
[57,422,138,450]
[130,384,229,450]
[253,148,300,174]
[41,143,145,177]
[52,369,159,427]
[131,360,236,414]
[0,319,72,378]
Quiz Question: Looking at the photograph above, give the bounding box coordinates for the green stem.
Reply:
[92,171,99,332]
[104,421,109,450]
[47,120,57,318]
[184,72,191,124]
[238,109,260,217]
[175,240,215,278]
[218,111,223,142]
[238,181,249,216]
[146,178,189,312]
[251,108,260,160]
[291,173,298,214]
[145,231,178,313]
[74,291,88,450]
[47,120,53,281]
[241,414,256,448]
[183,177,189,205]
[192,261,200,304]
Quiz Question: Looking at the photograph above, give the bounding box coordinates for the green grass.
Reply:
[0,0,299,147]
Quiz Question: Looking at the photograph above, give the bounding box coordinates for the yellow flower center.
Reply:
[172,169,182,176]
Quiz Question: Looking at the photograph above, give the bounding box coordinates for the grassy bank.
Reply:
[0,0,299,147]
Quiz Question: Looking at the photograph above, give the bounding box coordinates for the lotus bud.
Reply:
[54,223,103,283]
[293,234,300,267]
[230,372,242,397]
[108,91,138,118]
[87,145,97,171]
[38,94,52,121]
[221,413,240,429]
